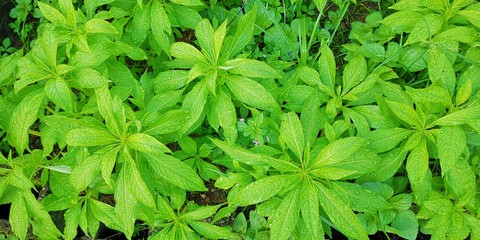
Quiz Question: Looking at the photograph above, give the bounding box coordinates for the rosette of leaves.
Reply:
[163,3,282,143]
[212,111,389,240]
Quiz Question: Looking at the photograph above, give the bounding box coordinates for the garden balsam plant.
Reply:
[1,0,480,239]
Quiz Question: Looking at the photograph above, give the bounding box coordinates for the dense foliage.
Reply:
[1,0,480,239]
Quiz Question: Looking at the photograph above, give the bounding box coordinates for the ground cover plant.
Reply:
[0,0,479,239]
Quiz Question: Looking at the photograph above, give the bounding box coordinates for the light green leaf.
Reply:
[432,105,480,126]
[9,91,44,154]
[70,148,104,191]
[385,100,422,127]
[100,145,119,187]
[181,81,208,133]
[297,66,320,86]
[45,77,74,112]
[318,45,336,90]
[173,5,202,29]
[380,11,421,32]
[64,205,81,240]
[23,191,62,239]
[310,137,367,169]
[10,194,28,240]
[124,155,156,208]
[225,76,279,111]
[269,188,301,240]
[214,87,237,143]
[457,9,480,28]
[224,58,280,78]
[195,19,215,62]
[364,128,413,153]
[406,137,430,203]
[406,86,452,107]
[329,182,392,212]
[428,48,456,97]
[211,138,301,172]
[280,112,305,161]
[316,182,369,240]
[300,178,322,240]
[115,162,136,238]
[151,1,171,54]
[43,165,72,174]
[144,110,190,135]
[358,148,407,182]
[88,199,123,232]
[70,68,109,89]
[95,85,121,136]
[143,152,206,191]
[128,133,171,154]
[169,0,204,6]
[188,221,238,239]
[437,126,466,175]
[343,55,367,93]
[444,160,476,206]
[390,211,418,240]
[181,205,221,221]
[226,3,257,58]
[155,195,177,220]
[66,128,118,146]
[236,174,302,206]
[213,20,227,61]
[83,19,118,34]
[406,14,443,45]
[37,2,67,24]
[456,79,471,106]
[171,42,207,64]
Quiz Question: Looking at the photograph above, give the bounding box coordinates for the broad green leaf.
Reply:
[444,160,476,206]
[144,110,190,135]
[358,148,407,182]
[124,155,156,208]
[152,70,189,93]
[406,86,451,107]
[23,191,62,239]
[144,152,206,191]
[223,58,280,78]
[205,69,217,96]
[195,19,215,62]
[457,9,480,28]
[115,162,136,238]
[88,199,123,232]
[214,87,237,143]
[342,55,367,93]
[385,100,422,127]
[171,42,208,64]
[432,105,480,125]
[151,1,171,54]
[310,137,367,169]
[70,148,104,191]
[406,137,430,203]
[128,133,171,154]
[181,81,208,133]
[318,45,336,90]
[213,20,227,61]
[83,19,118,34]
[226,3,257,58]
[189,221,237,239]
[123,4,151,45]
[301,94,324,146]
[95,85,121,136]
[225,76,279,111]
[66,128,118,146]
[297,66,320,86]
[211,138,301,172]
[10,195,28,240]
[300,178,322,240]
[173,5,202,29]
[37,2,67,24]
[280,112,305,161]
[70,68,109,89]
[437,126,466,175]
[236,174,302,206]
[433,27,479,44]
[428,48,456,97]
[269,188,301,240]
[456,79,471,106]
[170,0,204,6]
[390,210,418,240]
[316,182,369,240]
[380,11,421,32]
[9,91,44,154]
[155,195,177,220]
[329,182,392,212]
[181,205,221,221]
[45,77,74,112]
[64,205,81,240]
[364,128,413,153]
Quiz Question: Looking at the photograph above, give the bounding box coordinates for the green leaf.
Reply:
[9,91,44,154]
[363,128,413,153]
[45,77,74,112]
[151,0,171,53]
[329,182,392,212]
[390,211,418,240]
[144,110,190,135]
[226,3,257,58]
[181,205,221,221]
[380,11,421,32]
[280,112,305,161]
[188,221,238,239]
[342,55,367,93]
[300,178,322,240]
[124,154,156,208]
[213,20,227,61]
[235,174,302,206]
[444,160,476,205]
[406,137,430,203]
[115,161,136,238]
[155,195,177,220]
[181,81,208,133]
[428,48,456,97]
[297,66,320,86]
[10,194,28,240]
[123,4,151,45]
[70,148,104,191]
[318,46,336,90]
[316,182,369,240]
[195,19,215,62]
[143,152,206,191]
[100,145,119,187]
[456,79,471,106]
[70,68,109,89]
[213,86,237,143]
[88,199,123,232]
[83,19,118,34]
[385,100,422,127]
[66,128,118,146]
[405,14,443,45]
[37,2,67,24]
[64,205,81,240]
[432,105,480,125]
[210,138,301,172]
[437,126,466,175]
[171,42,208,64]
[95,85,122,136]
[457,9,480,28]
[269,188,301,240]
[358,148,407,182]
[310,137,367,169]
[128,133,171,154]
[23,191,62,239]
[225,76,278,111]
[223,58,280,78]
[170,0,204,6]
[172,5,202,29]
[406,86,451,107]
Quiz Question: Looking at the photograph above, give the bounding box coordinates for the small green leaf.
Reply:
[224,58,280,78]
[83,19,118,34]
[195,19,215,62]
[181,205,221,221]
[428,48,456,97]
[390,210,418,240]
[213,86,237,143]
[280,112,305,161]
[124,155,156,208]
[188,221,238,239]
[225,76,279,111]
[364,128,413,153]
[406,137,430,203]
[343,55,367,93]
[128,133,171,154]
[171,42,208,64]
[144,110,190,135]
[37,2,67,24]
[297,66,320,86]
[45,77,74,112]
[437,126,466,175]
[115,163,136,238]
[358,148,407,182]
[236,174,302,206]
[329,182,392,212]
[318,45,336,90]
[225,3,257,58]
[310,137,367,169]
[456,79,471,106]
[385,100,422,127]
[181,81,208,133]
[64,205,81,240]
[88,199,123,232]
[316,182,369,240]
[432,105,480,126]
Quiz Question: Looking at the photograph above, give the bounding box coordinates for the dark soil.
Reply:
[0,0,23,49]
